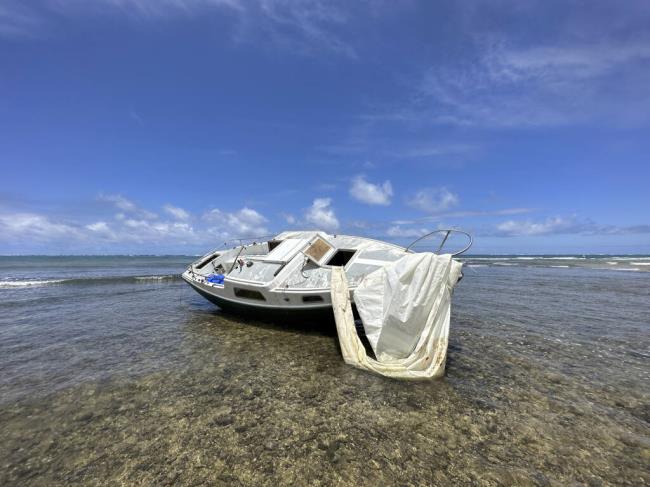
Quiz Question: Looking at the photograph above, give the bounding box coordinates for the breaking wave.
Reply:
[0,274,182,290]
[593,268,641,272]
[134,275,178,281]
[0,279,68,289]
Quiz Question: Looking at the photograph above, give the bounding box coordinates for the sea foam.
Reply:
[0,279,67,289]
[134,275,177,281]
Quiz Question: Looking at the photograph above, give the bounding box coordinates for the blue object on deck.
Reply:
[206,274,225,285]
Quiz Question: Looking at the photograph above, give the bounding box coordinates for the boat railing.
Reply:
[405,229,473,256]
[220,235,276,248]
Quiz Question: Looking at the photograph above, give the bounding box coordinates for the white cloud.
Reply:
[98,194,136,212]
[349,175,393,206]
[96,0,243,17]
[0,199,268,252]
[493,43,650,82]
[388,144,476,159]
[407,187,459,213]
[0,208,229,251]
[0,207,201,251]
[85,221,116,239]
[88,217,197,243]
[0,0,357,58]
[492,216,650,237]
[98,193,158,220]
[0,2,42,38]
[386,225,429,238]
[250,0,356,58]
[124,218,147,229]
[392,208,535,226]
[282,212,297,225]
[305,197,339,231]
[0,212,82,240]
[163,204,190,221]
[316,182,337,191]
[204,206,269,238]
[2,201,649,253]
[496,217,572,236]
[128,109,144,125]
[413,39,650,128]
[460,208,532,217]
[86,221,110,232]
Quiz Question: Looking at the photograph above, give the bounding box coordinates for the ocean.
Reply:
[0,255,648,485]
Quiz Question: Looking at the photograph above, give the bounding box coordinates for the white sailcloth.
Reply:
[331,253,462,380]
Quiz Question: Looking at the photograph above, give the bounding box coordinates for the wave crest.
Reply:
[0,279,68,289]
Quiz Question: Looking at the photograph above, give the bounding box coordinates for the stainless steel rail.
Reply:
[405,229,473,256]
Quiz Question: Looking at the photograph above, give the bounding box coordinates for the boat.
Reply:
[182,229,471,320]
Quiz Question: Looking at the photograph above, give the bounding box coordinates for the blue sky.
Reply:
[1,0,649,254]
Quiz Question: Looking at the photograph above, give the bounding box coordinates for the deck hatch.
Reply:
[326,249,356,267]
[305,237,332,262]
[195,253,220,270]
[268,240,283,251]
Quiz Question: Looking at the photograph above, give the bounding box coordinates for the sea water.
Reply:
[0,255,648,485]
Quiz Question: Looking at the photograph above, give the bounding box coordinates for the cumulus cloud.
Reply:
[0,212,82,241]
[204,206,269,238]
[85,221,116,239]
[0,198,275,252]
[163,204,190,221]
[407,187,459,213]
[98,194,136,212]
[495,217,573,236]
[120,219,197,243]
[349,175,393,206]
[98,193,158,220]
[305,198,339,231]
[86,217,198,245]
[86,221,110,232]
[0,200,204,251]
[385,225,429,238]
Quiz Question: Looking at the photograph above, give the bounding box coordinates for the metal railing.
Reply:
[405,229,473,256]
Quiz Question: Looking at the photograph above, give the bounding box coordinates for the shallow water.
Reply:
[0,256,648,485]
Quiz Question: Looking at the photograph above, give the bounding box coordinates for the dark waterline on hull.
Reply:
[187,280,337,324]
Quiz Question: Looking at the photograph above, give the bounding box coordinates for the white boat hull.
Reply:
[182,272,342,322]
[183,231,410,320]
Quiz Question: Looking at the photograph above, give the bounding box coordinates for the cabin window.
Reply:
[326,249,356,267]
[233,288,266,301]
[302,295,324,303]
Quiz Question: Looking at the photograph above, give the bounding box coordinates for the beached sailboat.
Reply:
[184,229,472,379]
[182,229,471,320]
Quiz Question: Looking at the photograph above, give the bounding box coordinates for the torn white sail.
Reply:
[331,253,463,380]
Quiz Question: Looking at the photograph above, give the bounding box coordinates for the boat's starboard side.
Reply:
[183,231,410,317]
